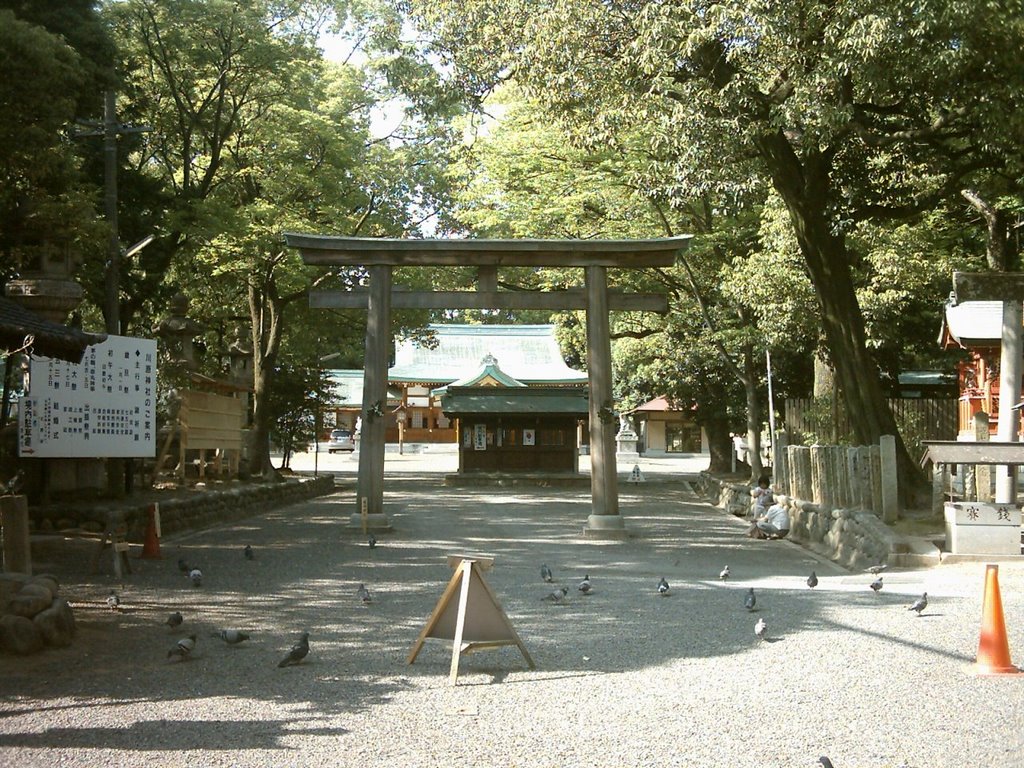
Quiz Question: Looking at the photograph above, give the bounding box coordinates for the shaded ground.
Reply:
[1,473,1022,767]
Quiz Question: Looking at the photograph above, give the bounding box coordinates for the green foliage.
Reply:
[0,7,109,278]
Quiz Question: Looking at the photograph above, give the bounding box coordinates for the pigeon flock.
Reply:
[535,556,931,657]
[111,544,320,668]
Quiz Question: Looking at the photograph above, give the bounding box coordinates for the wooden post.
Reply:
[355,265,392,528]
[584,265,622,534]
[880,434,899,523]
[1,495,31,574]
[974,411,992,502]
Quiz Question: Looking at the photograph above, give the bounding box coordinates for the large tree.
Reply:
[110,0,459,476]
[409,0,1024,494]
[0,1,114,282]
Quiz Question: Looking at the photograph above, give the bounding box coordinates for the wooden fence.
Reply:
[783,397,957,454]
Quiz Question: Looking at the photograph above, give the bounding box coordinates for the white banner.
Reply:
[18,335,158,458]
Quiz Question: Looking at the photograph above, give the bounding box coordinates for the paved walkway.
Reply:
[1,466,1022,767]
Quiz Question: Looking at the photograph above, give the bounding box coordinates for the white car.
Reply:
[327,428,355,453]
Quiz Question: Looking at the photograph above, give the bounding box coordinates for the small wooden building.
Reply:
[436,356,588,473]
[940,300,1013,438]
[625,396,705,456]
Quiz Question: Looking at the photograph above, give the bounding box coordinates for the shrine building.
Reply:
[941,299,1019,438]
[325,324,588,460]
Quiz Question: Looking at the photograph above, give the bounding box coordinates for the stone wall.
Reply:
[29,475,337,539]
[0,573,75,655]
[696,472,896,570]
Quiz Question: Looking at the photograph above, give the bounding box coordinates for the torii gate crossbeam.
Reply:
[285,234,692,535]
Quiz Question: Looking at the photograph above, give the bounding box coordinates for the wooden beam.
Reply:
[953,271,1024,302]
[310,289,669,312]
[285,233,691,268]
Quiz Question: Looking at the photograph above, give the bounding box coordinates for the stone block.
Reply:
[0,614,43,654]
[9,583,52,618]
[34,598,75,647]
[28,575,59,597]
[944,502,1021,555]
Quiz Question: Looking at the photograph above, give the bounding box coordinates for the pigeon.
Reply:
[189,568,203,588]
[168,634,197,660]
[165,611,183,629]
[367,534,377,549]
[177,558,190,573]
[754,617,768,642]
[807,571,818,589]
[277,631,310,667]
[744,587,756,612]
[541,564,554,583]
[870,576,883,592]
[866,564,888,575]
[719,565,730,582]
[819,758,835,768]
[657,577,670,596]
[357,583,372,604]
[1,469,25,495]
[577,574,592,595]
[908,592,928,615]
[244,545,254,561]
[543,586,569,603]
[106,590,121,612]
[212,629,250,645]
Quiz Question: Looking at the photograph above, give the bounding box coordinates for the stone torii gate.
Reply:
[285,235,691,535]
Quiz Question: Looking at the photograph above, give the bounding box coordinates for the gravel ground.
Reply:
[2,474,1023,768]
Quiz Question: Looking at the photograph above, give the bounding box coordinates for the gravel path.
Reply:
[2,475,1022,768]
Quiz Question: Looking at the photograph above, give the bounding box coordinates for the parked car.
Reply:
[327,428,355,453]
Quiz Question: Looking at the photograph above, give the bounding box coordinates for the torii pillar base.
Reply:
[348,512,393,532]
[583,513,628,539]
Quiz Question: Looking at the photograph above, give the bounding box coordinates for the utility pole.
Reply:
[75,91,151,334]
[74,91,152,496]
[103,91,120,334]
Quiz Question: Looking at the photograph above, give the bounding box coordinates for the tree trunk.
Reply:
[703,415,734,473]
[757,132,922,499]
[743,345,763,481]
[247,281,283,480]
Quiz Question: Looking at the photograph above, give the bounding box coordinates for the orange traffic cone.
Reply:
[975,564,1019,674]
[139,502,162,559]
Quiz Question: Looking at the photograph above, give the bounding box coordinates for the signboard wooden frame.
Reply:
[408,556,535,685]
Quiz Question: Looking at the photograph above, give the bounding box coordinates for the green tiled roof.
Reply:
[389,324,587,385]
[440,386,589,415]
[325,369,401,407]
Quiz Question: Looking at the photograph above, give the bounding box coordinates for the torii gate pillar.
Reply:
[584,265,622,534]
[353,264,393,529]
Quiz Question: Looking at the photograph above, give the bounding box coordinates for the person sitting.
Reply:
[750,475,773,519]
[748,502,790,539]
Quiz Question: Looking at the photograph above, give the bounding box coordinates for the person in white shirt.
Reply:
[750,475,773,519]
[748,502,790,539]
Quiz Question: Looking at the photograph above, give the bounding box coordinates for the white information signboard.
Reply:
[18,335,158,458]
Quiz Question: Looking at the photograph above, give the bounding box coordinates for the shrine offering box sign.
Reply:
[944,502,1022,556]
[18,335,158,459]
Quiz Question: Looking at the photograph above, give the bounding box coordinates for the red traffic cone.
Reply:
[975,564,1019,674]
[139,502,162,559]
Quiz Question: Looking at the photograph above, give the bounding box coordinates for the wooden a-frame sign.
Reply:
[408,556,535,685]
